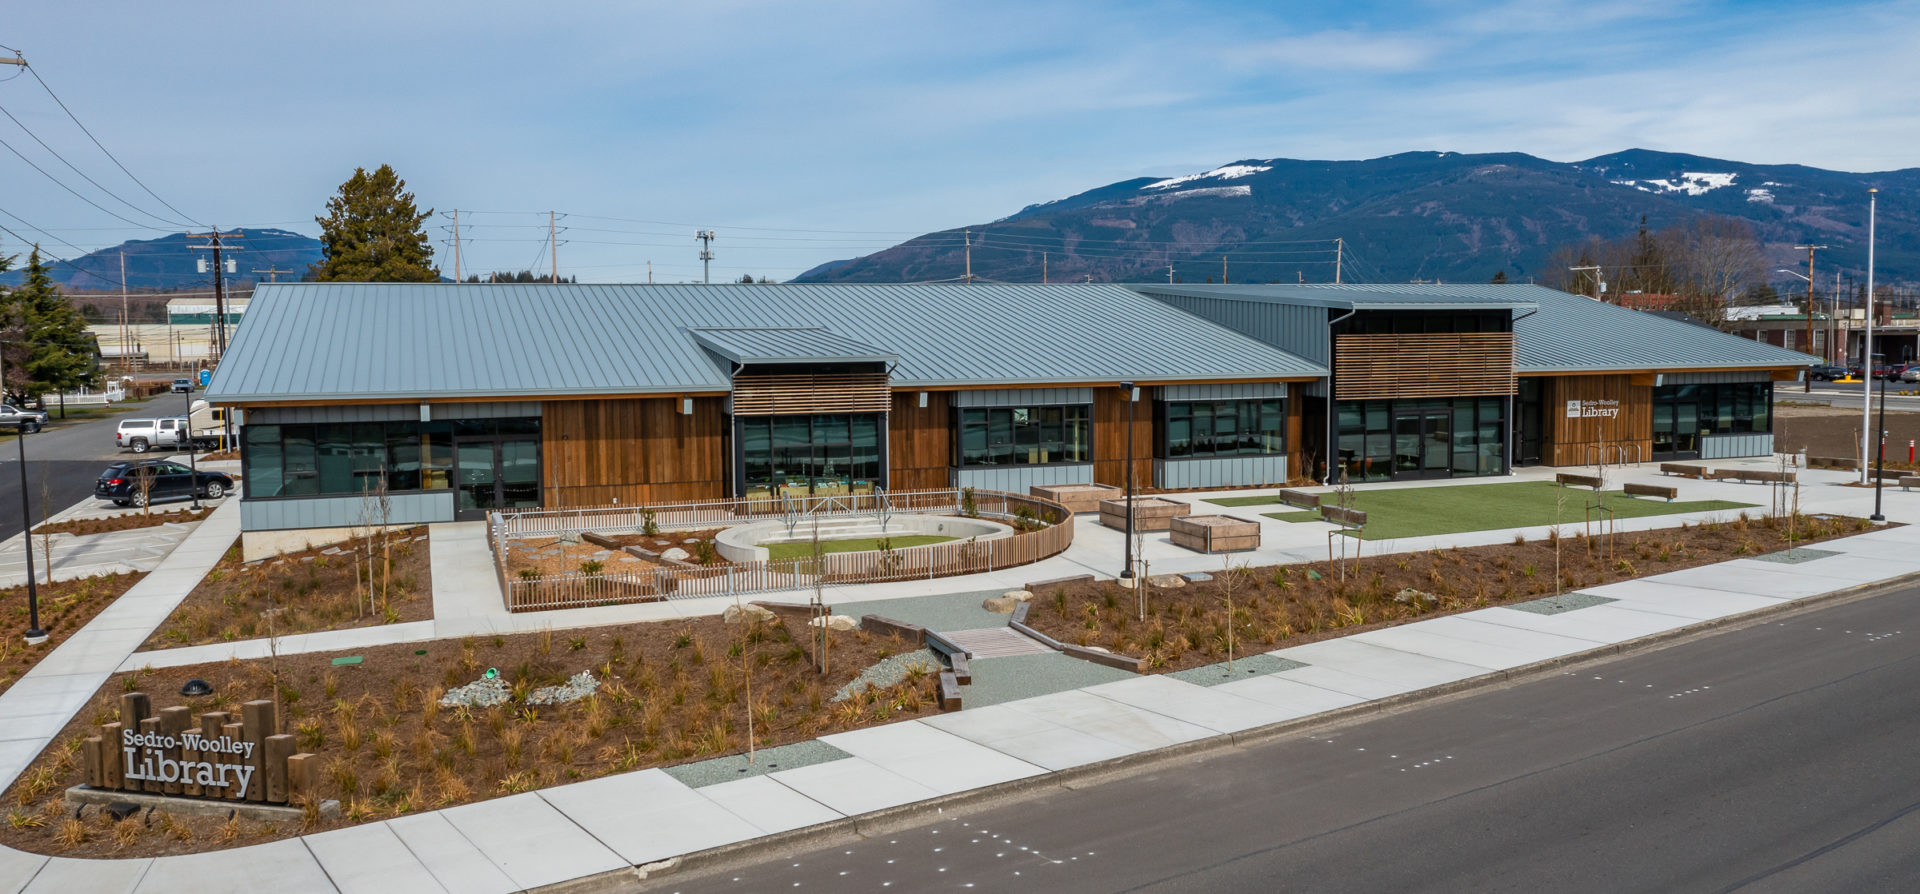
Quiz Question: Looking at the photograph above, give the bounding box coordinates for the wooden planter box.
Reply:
[1098,497,1191,532]
[1030,483,1123,514]
[1169,514,1262,553]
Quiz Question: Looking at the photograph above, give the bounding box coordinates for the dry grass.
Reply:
[33,507,210,537]
[3,613,936,858]
[1026,511,1874,672]
[0,573,145,697]
[143,529,432,650]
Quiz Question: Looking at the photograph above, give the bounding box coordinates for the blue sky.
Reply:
[0,0,1914,283]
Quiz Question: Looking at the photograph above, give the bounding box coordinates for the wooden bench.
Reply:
[1623,482,1678,501]
[1320,505,1367,529]
[1555,472,1603,489]
[1275,488,1320,510]
[1659,463,1710,479]
[1721,469,1796,484]
[937,671,961,711]
[1901,476,1920,492]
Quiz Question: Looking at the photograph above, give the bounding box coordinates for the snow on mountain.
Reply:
[1142,164,1273,191]
[1745,188,1775,203]
[1610,171,1738,196]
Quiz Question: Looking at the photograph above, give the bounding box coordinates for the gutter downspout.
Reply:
[1324,306,1358,485]
[1507,309,1538,474]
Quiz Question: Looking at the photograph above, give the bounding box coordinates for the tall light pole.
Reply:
[1862,190,1877,486]
[1118,381,1136,581]
[0,342,46,645]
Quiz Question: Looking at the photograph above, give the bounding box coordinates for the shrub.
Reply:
[579,560,605,575]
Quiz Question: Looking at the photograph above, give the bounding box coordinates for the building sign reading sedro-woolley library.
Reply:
[80,693,317,806]
[1565,399,1621,419]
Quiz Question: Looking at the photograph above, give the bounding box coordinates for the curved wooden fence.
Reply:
[494,489,1074,612]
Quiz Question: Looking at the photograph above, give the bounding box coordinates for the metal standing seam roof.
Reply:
[1128,283,1541,311]
[206,283,1327,403]
[1129,282,1817,373]
[687,327,898,366]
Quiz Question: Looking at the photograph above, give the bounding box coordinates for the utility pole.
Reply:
[1794,243,1828,392]
[1222,256,1228,284]
[188,228,241,360]
[549,211,558,283]
[118,250,129,375]
[697,230,716,284]
[1569,265,1603,300]
[1167,263,1174,284]
[963,228,973,283]
[1335,237,1343,284]
[451,209,463,282]
[1041,251,1047,284]
[647,260,653,284]
[250,266,292,283]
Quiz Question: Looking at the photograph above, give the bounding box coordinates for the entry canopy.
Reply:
[689,327,898,367]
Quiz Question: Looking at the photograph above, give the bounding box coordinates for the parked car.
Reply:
[171,378,193,394]
[0,404,47,433]
[96,460,232,507]
[1901,366,1920,384]
[1807,364,1850,382]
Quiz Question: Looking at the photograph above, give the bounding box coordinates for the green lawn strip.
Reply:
[1261,481,1753,540]
[1205,494,1290,507]
[1261,510,1323,523]
[763,534,955,562]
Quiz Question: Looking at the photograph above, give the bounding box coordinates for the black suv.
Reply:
[1807,364,1850,381]
[96,460,233,507]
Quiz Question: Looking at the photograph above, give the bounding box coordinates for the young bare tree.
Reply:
[134,466,157,517]
[1218,555,1244,673]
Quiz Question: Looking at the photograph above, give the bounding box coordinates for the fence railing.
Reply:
[492,489,1073,612]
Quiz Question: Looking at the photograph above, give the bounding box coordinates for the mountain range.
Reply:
[0,228,322,291]
[793,150,1920,289]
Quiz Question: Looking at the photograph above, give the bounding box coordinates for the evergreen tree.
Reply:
[312,164,440,282]
[0,248,99,406]
[1490,270,1509,284]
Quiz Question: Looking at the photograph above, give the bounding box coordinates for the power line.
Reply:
[18,53,201,226]
[0,131,176,231]
[0,101,190,228]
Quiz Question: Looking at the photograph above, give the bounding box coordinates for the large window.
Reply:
[1158,399,1285,459]
[1337,397,1506,481]
[739,414,882,498]
[955,405,1090,468]
[1652,382,1772,452]
[242,418,535,498]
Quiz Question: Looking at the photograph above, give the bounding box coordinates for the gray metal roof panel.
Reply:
[1128,283,1540,311]
[208,283,1325,402]
[688,327,898,366]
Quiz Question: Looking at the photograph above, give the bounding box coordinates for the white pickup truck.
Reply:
[115,401,230,453]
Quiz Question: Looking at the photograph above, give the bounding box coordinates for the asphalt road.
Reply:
[0,395,186,541]
[652,585,1920,893]
[1785,382,1920,414]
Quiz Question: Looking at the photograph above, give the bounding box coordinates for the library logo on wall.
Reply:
[1565,399,1621,419]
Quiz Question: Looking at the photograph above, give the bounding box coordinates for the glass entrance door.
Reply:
[455,438,542,520]
[1391,410,1452,480]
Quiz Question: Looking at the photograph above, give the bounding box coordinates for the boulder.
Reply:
[722,603,778,624]
[661,547,690,562]
[982,596,1020,614]
[1394,588,1440,604]
[809,614,859,631]
[1149,574,1187,589]
[1003,589,1034,602]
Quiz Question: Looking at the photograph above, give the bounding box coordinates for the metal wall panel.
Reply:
[432,401,542,420]
[240,492,455,531]
[1142,293,1332,366]
[247,402,542,424]
[1700,433,1774,459]
[954,463,1093,493]
[949,388,1094,408]
[1153,455,1289,490]
[1160,382,1288,401]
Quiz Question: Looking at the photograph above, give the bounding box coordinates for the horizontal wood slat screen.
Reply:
[1334,333,1515,400]
[731,372,890,416]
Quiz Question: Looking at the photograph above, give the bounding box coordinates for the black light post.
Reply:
[14,420,44,645]
[185,382,201,511]
[1872,366,1888,523]
[1119,381,1136,580]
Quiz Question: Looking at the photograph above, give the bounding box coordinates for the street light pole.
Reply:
[1861,189,1877,485]
[185,383,201,511]
[0,342,43,644]
[1119,381,1136,580]
[1872,370,1887,523]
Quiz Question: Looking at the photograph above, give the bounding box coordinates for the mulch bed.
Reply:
[34,507,210,538]
[1023,511,1875,673]
[0,615,936,857]
[0,573,145,697]
[503,527,735,578]
[142,529,433,650]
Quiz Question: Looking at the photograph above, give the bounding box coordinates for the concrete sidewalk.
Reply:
[3,511,1913,892]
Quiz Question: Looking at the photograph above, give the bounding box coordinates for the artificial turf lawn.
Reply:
[763,534,956,561]
[1245,481,1754,540]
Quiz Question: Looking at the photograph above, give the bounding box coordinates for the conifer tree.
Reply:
[311,164,440,282]
[0,248,99,406]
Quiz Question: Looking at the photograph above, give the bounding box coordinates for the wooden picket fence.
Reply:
[495,489,1073,612]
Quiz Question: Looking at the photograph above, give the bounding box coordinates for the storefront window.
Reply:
[1653,382,1773,441]
[241,418,533,498]
[1158,399,1284,459]
[739,414,883,498]
[956,405,1090,467]
[1337,397,1505,481]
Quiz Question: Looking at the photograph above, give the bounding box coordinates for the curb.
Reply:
[599,565,1920,889]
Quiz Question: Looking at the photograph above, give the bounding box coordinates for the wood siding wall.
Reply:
[731,372,889,415]
[1093,389,1153,487]
[541,397,728,506]
[1334,333,1515,400]
[1541,374,1652,467]
[889,391,952,491]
